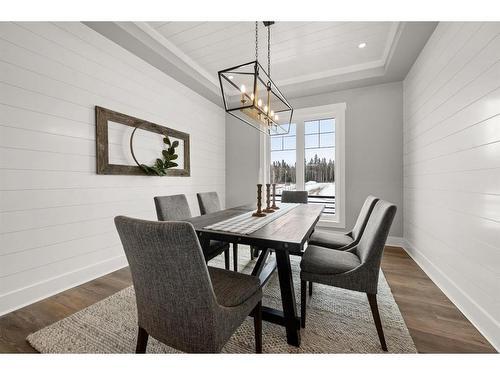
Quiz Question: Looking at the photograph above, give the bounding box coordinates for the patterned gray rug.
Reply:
[27,246,416,353]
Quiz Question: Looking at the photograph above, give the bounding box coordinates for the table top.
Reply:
[186,204,324,252]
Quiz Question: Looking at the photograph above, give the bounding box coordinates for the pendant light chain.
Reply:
[255,21,258,62]
[267,24,271,77]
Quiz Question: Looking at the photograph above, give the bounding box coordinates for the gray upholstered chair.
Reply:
[281,190,308,204]
[197,191,253,271]
[309,195,379,250]
[115,217,262,353]
[306,195,379,296]
[154,194,230,269]
[300,200,397,351]
[154,194,192,221]
[197,191,221,216]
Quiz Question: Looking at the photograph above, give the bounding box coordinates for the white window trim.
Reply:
[264,102,346,229]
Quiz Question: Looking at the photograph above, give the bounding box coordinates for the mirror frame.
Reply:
[95,106,190,176]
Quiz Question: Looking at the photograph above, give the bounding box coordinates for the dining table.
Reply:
[185,203,324,347]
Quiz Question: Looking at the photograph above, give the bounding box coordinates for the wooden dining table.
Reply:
[186,203,324,347]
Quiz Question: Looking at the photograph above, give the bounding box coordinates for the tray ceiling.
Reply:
[148,22,397,84]
[86,21,437,105]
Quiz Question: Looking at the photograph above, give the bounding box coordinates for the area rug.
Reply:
[27,246,416,353]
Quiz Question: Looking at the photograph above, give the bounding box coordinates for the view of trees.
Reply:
[271,154,335,184]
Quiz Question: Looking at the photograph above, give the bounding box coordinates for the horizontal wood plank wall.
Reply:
[403,22,500,350]
[0,22,226,315]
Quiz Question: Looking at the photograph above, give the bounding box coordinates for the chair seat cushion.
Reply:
[308,229,354,249]
[203,240,230,261]
[208,267,261,307]
[301,245,361,275]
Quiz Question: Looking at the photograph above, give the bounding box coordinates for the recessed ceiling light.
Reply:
[358,42,367,49]
[228,75,234,80]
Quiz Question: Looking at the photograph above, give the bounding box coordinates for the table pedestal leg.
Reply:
[275,249,301,347]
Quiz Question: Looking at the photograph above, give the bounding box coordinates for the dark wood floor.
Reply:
[0,246,496,353]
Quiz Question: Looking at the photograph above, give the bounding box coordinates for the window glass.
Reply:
[320,133,335,148]
[304,118,336,214]
[271,137,282,151]
[305,120,319,134]
[283,136,296,150]
[305,134,319,149]
[270,124,296,194]
[319,118,335,133]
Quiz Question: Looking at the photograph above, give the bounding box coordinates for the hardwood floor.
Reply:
[382,247,496,353]
[0,247,496,353]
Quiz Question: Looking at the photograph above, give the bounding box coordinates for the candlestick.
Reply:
[263,183,275,213]
[271,183,280,210]
[252,184,266,217]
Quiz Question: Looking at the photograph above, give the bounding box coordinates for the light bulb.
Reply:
[264,105,268,113]
[270,110,274,117]
[274,114,279,121]
[358,42,367,49]
[257,99,262,107]
[228,75,234,80]
[250,93,255,100]
[240,84,246,93]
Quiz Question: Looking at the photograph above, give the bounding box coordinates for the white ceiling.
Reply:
[86,21,437,105]
[147,22,397,85]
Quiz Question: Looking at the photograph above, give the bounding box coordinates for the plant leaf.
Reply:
[138,137,179,176]
[140,164,154,175]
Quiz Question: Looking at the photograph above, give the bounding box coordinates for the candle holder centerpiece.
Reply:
[252,184,266,217]
[270,183,280,210]
[263,183,275,213]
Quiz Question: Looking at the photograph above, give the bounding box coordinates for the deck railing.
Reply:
[275,194,336,215]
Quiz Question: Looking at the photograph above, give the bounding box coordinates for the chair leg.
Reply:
[224,247,230,270]
[301,280,307,328]
[367,293,388,352]
[250,247,254,260]
[233,243,238,272]
[308,281,313,296]
[253,301,262,353]
[136,326,149,353]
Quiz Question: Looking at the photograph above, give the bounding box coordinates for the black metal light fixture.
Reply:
[218,21,293,135]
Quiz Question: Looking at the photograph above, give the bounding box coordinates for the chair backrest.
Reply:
[281,190,308,204]
[356,200,397,267]
[197,192,221,215]
[154,194,192,221]
[114,216,220,352]
[350,195,379,241]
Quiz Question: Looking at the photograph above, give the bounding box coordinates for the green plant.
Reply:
[140,136,179,176]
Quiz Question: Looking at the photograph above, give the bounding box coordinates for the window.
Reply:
[270,124,296,194]
[268,103,345,227]
[304,118,336,215]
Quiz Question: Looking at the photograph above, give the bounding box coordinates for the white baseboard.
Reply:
[386,236,405,247]
[400,238,500,352]
[0,255,128,317]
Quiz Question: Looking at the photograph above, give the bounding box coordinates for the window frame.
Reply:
[267,103,346,228]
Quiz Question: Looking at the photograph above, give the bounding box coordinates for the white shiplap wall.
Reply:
[0,22,226,316]
[403,22,500,349]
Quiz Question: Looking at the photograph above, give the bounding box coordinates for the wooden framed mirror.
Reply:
[95,106,190,176]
